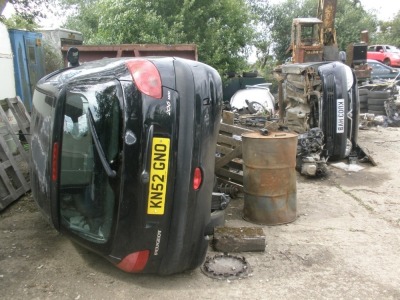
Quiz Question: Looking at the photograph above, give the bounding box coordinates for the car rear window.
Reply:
[59,80,122,243]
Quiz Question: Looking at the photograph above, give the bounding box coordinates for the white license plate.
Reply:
[337,99,345,133]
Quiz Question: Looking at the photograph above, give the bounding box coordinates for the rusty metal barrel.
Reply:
[241,131,298,225]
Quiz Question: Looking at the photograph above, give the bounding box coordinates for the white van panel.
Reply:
[0,23,16,99]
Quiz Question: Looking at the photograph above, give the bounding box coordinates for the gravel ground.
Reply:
[1,127,399,300]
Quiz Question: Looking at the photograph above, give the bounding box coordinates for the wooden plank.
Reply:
[215,145,242,170]
[0,102,29,163]
[0,136,29,191]
[222,111,234,125]
[0,160,12,169]
[217,134,241,147]
[0,98,31,211]
[226,160,243,171]
[214,122,253,190]
[216,144,235,155]
[0,165,15,195]
[215,168,244,184]
[6,97,31,144]
[219,123,254,136]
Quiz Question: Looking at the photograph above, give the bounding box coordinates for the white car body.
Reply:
[230,84,275,114]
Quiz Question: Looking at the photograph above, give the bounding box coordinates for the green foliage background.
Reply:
[2,0,400,80]
[63,0,255,76]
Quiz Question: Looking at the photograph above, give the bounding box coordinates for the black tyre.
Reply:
[368,109,386,115]
[359,88,369,96]
[359,95,368,103]
[242,71,258,78]
[205,210,225,235]
[368,90,391,99]
[368,104,386,111]
[383,58,391,66]
[368,98,387,105]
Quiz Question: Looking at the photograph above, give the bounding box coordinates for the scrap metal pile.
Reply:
[225,60,387,179]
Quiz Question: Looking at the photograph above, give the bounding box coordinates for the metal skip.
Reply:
[241,131,298,225]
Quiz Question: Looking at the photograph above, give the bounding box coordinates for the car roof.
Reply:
[367,59,387,65]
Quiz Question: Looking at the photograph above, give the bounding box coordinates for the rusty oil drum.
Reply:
[241,131,298,225]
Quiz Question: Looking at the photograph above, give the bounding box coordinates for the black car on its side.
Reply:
[30,57,223,275]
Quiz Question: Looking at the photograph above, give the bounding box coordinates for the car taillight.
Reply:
[193,167,202,190]
[51,142,59,182]
[126,59,162,99]
[117,250,150,273]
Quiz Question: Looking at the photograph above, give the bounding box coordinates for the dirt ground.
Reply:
[1,126,400,300]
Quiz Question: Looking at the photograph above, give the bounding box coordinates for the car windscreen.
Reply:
[386,46,400,53]
[59,79,122,243]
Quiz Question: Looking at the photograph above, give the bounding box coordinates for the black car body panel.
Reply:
[30,57,223,275]
[318,62,359,160]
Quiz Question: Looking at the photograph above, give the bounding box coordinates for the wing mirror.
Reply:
[67,47,80,67]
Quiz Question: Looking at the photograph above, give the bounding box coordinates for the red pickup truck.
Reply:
[367,45,400,67]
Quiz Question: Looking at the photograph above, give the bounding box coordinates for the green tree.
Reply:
[334,0,377,51]
[1,0,57,24]
[246,0,273,69]
[2,13,38,30]
[63,0,255,76]
[371,12,400,47]
[267,0,316,63]
[61,0,100,44]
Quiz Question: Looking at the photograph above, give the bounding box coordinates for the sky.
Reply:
[358,0,400,20]
[267,0,400,21]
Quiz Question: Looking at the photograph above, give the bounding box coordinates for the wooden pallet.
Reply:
[215,112,254,193]
[0,97,31,211]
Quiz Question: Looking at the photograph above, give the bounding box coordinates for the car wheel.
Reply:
[383,58,391,66]
[242,71,258,77]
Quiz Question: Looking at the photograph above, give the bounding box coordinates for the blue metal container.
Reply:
[8,29,45,112]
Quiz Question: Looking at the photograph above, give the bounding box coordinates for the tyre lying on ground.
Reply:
[359,88,368,113]
[367,90,391,115]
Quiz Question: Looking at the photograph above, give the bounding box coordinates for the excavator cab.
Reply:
[290,18,324,63]
[289,0,339,63]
